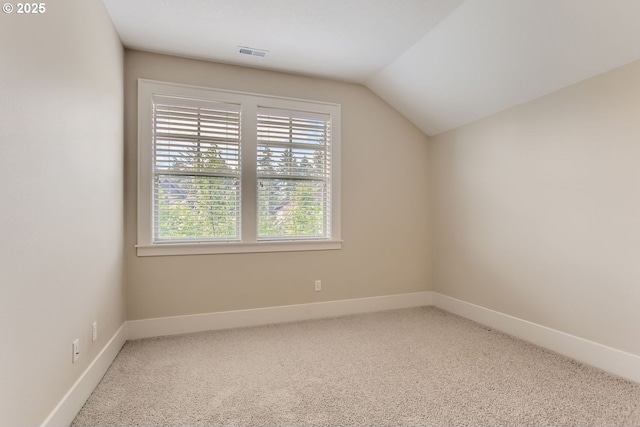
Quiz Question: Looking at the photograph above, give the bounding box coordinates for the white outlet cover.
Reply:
[72,339,80,363]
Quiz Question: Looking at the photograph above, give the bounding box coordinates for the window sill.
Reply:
[136,240,343,257]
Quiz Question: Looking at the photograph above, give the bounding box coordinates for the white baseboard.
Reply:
[41,323,127,427]
[432,292,640,384]
[39,291,640,427]
[127,291,433,340]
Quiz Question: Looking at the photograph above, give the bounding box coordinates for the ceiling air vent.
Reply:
[238,46,268,58]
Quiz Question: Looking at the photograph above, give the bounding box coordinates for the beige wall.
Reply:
[124,50,430,320]
[0,1,124,426]
[429,60,640,356]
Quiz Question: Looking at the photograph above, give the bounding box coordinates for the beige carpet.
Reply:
[72,307,640,426]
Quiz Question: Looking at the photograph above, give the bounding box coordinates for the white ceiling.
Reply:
[103,0,640,136]
[368,0,640,135]
[102,0,464,81]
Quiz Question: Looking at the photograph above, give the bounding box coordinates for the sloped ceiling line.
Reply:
[103,0,640,137]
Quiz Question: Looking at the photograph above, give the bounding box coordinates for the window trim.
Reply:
[137,79,342,256]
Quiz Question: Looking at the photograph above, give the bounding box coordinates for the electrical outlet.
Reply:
[72,339,80,363]
[92,321,98,342]
[315,280,321,291]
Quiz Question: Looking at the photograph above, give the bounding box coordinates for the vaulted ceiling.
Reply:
[102,0,640,136]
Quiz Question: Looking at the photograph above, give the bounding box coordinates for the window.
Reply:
[153,97,241,242]
[137,80,341,256]
[257,107,331,240]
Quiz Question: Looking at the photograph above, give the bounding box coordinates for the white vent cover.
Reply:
[238,46,268,57]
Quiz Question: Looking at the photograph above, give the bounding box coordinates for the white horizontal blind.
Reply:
[152,95,241,242]
[256,107,331,240]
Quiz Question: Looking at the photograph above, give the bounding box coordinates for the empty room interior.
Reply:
[2,0,640,425]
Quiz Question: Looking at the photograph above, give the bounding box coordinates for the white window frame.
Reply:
[137,79,342,256]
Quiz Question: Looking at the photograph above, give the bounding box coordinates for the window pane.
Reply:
[155,175,240,241]
[152,97,241,243]
[257,108,331,241]
[258,178,327,239]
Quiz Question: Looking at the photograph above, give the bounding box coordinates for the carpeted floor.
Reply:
[72,307,640,426]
